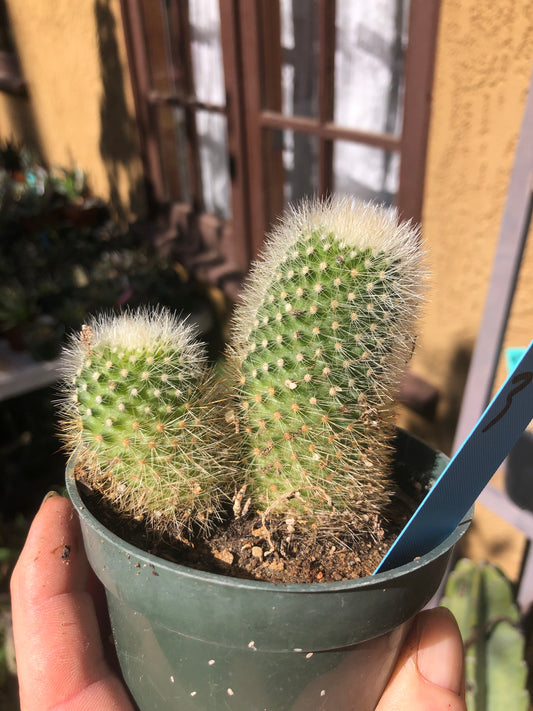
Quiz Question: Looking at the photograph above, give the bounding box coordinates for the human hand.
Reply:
[376,606,466,711]
[11,494,466,711]
[10,492,135,710]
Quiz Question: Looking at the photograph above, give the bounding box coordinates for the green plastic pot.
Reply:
[66,430,472,711]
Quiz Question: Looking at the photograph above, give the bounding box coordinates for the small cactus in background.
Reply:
[231,197,424,541]
[59,307,238,536]
[441,559,530,711]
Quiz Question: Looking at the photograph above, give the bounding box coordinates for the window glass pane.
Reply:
[282,130,318,205]
[189,0,225,107]
[280,0,319,118]
[334,0,409,135]
[157,0,230,217]
[189,1,230,218]
[196,111,231,219]
[333,141,399,206]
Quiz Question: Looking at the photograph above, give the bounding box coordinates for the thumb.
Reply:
[376,607,466,711]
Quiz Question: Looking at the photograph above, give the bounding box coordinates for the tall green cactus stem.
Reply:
[59,307,238,536]
[441,559,529,711]
[231,197,424,539]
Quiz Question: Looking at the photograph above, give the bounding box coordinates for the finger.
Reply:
[376,607,466,711]
[11,494,134,711]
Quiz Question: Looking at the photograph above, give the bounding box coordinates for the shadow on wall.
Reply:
[401,343,473,457]
[95,0,146,223]
[1,1,43,156]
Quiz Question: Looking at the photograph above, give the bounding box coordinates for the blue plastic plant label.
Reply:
[375,340,533,574]
[506,347,527,375]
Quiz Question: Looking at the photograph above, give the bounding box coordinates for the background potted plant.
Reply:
[59,197,472,711]
[0,142,221,364]
[440,558,530,710]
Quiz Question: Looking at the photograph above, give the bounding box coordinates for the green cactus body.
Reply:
[232,198,424,538]
[441,559,529,711]
[60,308,237,535]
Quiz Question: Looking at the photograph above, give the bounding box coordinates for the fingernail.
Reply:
[416,608,463,695]
[41,490,61,506]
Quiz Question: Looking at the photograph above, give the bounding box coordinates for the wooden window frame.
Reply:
[121,0,440,281]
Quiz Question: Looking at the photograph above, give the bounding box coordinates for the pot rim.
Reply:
[66,458,473,594]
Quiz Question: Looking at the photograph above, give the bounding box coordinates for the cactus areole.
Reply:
[60,197,427,583]
[232,197,424,543]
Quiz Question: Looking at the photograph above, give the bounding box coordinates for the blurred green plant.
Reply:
[0,285,36,332]
[441,558,530,711]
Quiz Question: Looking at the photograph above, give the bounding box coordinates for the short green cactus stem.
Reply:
[59,307,237,536]
[231,197,425,540]
[441,559,530,711]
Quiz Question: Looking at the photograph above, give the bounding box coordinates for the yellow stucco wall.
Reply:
[0,0,145,221]
[408,0,533,453]
[1,0,531,421]
[408,1,533,581]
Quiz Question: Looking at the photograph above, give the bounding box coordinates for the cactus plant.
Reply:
[59,306,238,536]
[441,559,530,711]
[59,197,425,558]
[231,197,424,542]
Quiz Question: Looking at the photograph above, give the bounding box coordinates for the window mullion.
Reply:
[219,0,252,273]
[317,0,336,196]
[397,0,441,223]
[167,0,204,213]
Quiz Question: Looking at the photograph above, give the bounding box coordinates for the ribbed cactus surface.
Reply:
[441,559,529,711]
[60,308,237,535]
[232,197,424,538]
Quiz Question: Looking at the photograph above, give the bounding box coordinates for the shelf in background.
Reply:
[0,340,61,402]
[0,309,214,403]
